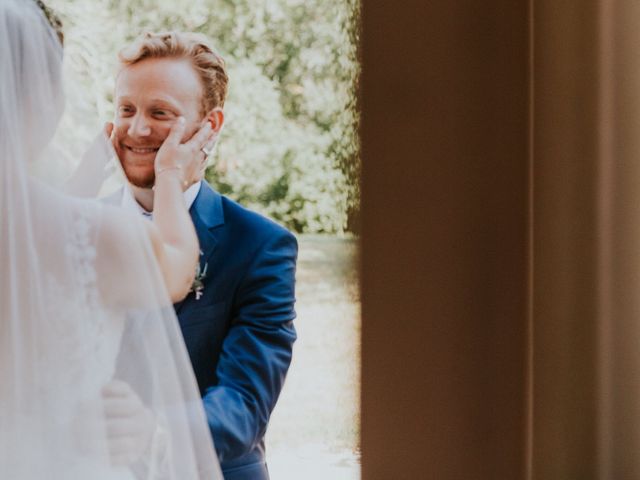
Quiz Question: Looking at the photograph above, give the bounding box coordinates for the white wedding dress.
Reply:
[0,2,222,478]
[1,196,132,479]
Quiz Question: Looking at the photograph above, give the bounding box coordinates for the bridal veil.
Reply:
[0,1,222,478]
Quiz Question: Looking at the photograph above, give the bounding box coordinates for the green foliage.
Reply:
[48,0,360,233]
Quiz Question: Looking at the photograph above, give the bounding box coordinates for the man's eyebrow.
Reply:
[115,96,179,108]
[148,100,179,109]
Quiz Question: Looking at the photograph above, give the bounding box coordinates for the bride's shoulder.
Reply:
[43,191,151,255]
[66,197,144,241]
[31,185,152,261]
[95,203,150,250]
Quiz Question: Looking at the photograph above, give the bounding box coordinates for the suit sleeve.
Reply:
[202,228,298,462]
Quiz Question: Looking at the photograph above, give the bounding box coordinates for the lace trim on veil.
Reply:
[41,202,108,392]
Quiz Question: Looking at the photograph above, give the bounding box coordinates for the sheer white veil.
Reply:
[0,1,221,478]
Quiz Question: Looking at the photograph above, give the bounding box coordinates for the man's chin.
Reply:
[124,169,156,189]
[119,154,157,189]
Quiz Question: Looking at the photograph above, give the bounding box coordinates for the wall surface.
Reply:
[360,1,530,478]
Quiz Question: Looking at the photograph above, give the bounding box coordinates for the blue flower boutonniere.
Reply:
[190,251,208,300]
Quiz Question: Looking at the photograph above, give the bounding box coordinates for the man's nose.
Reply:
[127,114,151,137]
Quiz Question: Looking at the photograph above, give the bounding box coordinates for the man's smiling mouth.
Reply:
[125,145,160,154]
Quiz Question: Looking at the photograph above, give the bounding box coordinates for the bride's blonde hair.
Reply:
[118,31,229,115]
[33,0,63,45]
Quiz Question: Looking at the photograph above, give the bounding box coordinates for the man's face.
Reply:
[114,57,205,188]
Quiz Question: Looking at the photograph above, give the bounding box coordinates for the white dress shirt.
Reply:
[121,181,202,219]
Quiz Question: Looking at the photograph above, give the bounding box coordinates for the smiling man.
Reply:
[107,32,298,480]
[114,41,225,210]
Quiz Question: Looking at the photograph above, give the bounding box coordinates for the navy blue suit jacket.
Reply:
[113,182,297,480]
[175,182,297,479]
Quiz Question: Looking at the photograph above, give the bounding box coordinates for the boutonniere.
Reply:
[190,251,208,300]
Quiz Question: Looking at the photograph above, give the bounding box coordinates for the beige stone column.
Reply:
[532,0,640,478]
[531,1,602,478]
[361,0,640,477]
[360,1,530,478]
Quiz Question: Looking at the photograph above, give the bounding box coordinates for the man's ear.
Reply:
[206,107,225,134]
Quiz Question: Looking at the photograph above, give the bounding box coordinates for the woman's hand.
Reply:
[155,117,213,190]
[65,122,118,197]
[102,380,157,466]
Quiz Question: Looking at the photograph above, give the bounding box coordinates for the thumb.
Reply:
[164,116,186,146]
[103,122,114,139]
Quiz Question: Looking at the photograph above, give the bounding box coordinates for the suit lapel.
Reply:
[174,182,225,314]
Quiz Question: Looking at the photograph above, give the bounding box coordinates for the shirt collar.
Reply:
[121,181,202,218]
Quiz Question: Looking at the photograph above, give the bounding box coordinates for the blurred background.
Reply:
[48,0,361,478]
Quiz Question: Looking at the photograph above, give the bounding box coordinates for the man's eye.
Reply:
[118,106,133,115]
[153,110,168,117]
